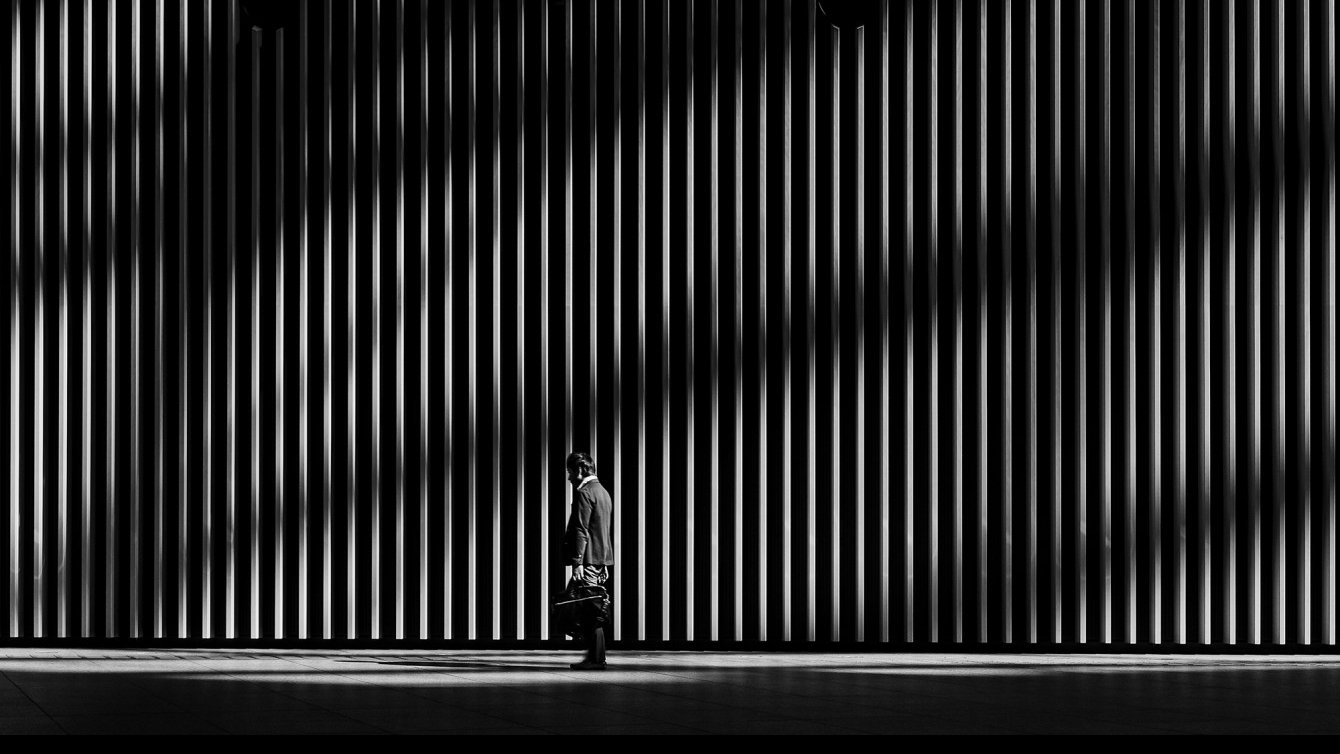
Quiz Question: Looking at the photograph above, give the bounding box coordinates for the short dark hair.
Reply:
[566,451,596,477]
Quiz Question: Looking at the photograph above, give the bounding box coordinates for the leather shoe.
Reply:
[569,660,607,670]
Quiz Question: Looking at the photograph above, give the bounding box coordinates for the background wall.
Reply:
[3,0,1336,647]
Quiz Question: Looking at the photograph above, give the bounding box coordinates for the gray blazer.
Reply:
[563,480,614,566]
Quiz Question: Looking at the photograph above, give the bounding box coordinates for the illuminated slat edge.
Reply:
[732,0,743,645]
[33,0,45,641]
[80,0,94,640]
[1291,0,1311,647]
[248,21,261,641]
[490,0,500,643]
[58,0,70,642]
[370,0,382,642]
[854,20,866,645]
[999,0,1012,645]
[513,0,524,643]
[297,0,310,642]
[1073,0,1089,646]
[1221,0,1237,647]
[1324,0,1338,649]
[830,21,841,644]
[710,0,719,645]
[612,0,624,644]
[467,0,477,641]
[756,0,768,644]
[904,0,916,644]
[783,0,793,645]
[177,0,190,640]
[273,23,286,641]
[9,0,22,640]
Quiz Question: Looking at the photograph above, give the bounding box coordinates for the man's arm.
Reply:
[567,491,592,565]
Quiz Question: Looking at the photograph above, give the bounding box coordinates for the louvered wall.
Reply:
[3,0,1336,647]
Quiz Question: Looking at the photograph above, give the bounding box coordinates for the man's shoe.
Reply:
[569,660,607,670]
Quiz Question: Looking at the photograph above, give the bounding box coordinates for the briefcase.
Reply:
[550,583,610,638]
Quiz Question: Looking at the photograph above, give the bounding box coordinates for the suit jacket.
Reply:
[563,480,614,566]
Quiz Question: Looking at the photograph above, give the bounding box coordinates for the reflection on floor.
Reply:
[1,648,1338,734]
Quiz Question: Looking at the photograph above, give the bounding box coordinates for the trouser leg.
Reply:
[586,626,606,663]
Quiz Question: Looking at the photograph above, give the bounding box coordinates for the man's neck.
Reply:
[577,474,598,490]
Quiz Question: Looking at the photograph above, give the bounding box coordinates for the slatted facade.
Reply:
[3,0,1336,646]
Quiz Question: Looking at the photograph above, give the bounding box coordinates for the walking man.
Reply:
[562,451,613,670]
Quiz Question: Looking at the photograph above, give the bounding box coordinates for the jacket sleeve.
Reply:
[566,491,592,565]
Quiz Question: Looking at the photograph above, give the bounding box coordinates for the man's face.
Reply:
[566,466,582,486]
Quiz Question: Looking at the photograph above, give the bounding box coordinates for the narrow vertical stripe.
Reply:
[757,0,769,644]
[1269,0,1285,646]
[880,0,890,645]
[1221,0,1238,646]
[298,0,310,641]
[661,0,671,642]
[1100,0,1112,645]
[419,0,431,642]
[1000,0,1013,645]
[490,0,501,642]
[782,0,794,645]
[731,0,743,644]
[8,0,21,640]
[976,0,989,643]
[804,0,816,645]
[198,0,208,639]
[443,0,455,640]
[589,0,599,488]
[395,0,407,642]
[1124,0,1139,645]
[1048,0,1062,644]
[152,0,164,640]
[904,0,916,644]
[512,0,524,641]
[535,0,546,640]
[177,0,190,640]
[1074,0,1089,645]
[636,0,647,643]
[1292,0,1311,647]
[345,0,358,640]
[248,23,261,641]
[370,0,383,642]
[686,0,698,642]
[322,1,334,640]
[79,0,93,639]
[1024,0,1037,645]
[128,0,141,640]
[467,0,477,641]
[57,0,70,641]
[224,0,236,640]
[1152,0,1163,648]
[563,0,573,612]
[1200,0,1222,645]
[830,22,842,644]
[1324,0,1338,648]
[952,0,965,645]
[709,0,720,644]
[1248,0,1263,646]
[1196,0,1211,645]
[1175,0,1189,646]
[273,26,286,641]
[612,0,625,644]
[31,0,44,639]
[854,21,867,645]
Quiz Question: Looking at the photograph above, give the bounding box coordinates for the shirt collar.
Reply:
[578,474,598,490]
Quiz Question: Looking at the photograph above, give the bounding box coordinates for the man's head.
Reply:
[566,451,596,486]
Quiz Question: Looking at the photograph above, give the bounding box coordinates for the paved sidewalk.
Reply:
[0,649,1337,734]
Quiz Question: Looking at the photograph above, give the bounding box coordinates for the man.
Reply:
[562,451,613,670]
